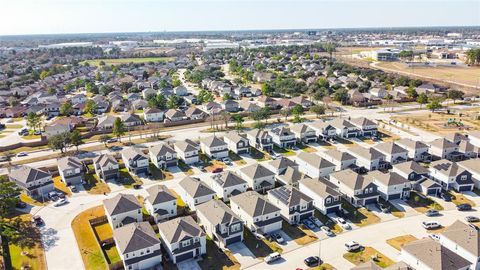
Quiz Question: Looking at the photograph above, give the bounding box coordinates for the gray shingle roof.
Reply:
[197,199,242,226]
[200,136,227,148]
[230,191,280,217]
[93,154,118,167]
[179,176,215,198]
[103,194,141,216]
[267,157,298,171]
[277,166,310,186]
[297,152,335,169]
[373,142,408,155]
[149,143,176,157]
[441,220,480,256]
[299,177,341,198]
[57,156,83,171]
[268,186,313,207]
[330,169,374,191]
[121,147,148,162]
[393,161,429,176]
[431,160,465,177]
[146,185,176,205]
[114,222,160,254]
[157,216,205,244]
[365,171,409,186]
[9,165,51,185]
[213,171,247,188]
[323,149,356,162]
[395,138,428,151]
[240,163,275,180]
[347,146,385,160]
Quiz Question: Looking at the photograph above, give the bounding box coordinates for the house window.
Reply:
[182,240,190,247]
[326,198,331,204]
[461,175,467,181]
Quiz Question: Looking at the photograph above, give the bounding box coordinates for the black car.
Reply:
[457,204,472,211]
[32,215,44,227]
[465,216,480,223]
[304,256,321,267]
[377,202,390,213]
[15,201,27,209]
[440,192,452,202]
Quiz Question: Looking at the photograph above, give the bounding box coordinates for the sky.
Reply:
[0,0,479,35]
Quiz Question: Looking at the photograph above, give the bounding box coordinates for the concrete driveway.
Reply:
[177,259,201,270]
[365,204,398,222]
[389,199,418,217]
[275,230,300,252]
[227,242,259,267]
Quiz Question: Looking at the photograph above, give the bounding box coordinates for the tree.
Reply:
[0,176,21,217]
[447,89,464,104]
[1,151,15,166]
[70,130,83,152]
[60,101,73,116]
[26,112,41,132]
[405,86,418,99]
[39,70,50,80]
[416,93,428,108]
[222,93,232,101]
[112,117,125,142]
[280,108,291,122]
[167,95,181,109]
[172,77,181,87]
[427,97,443,112]
[100,134,112,147]
[291,104,304,123]
[84,99,97,115]
[465,48,480,66]
[232,114,244,131]
[333,88,349,104]
[250,110,265,129]
[261,83,274,96]
[48,132,70,153]
[219,111,231,129]
[310,104,326,118]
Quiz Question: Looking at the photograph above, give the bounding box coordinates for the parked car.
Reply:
[321,226,334,236]
[212,167,223,173]
[422,221,441,230]
[345,241,361,252]
[110,146,123,152]
[304,256,321,267]
[376,201,390,213]
[222,157,233,166]
[457,204,472,211]
[33,131,42,135]
[254,232,266,240]
[273,233,285,244]
[310,217,322,228]
[265,252,281,264]
[465,216,480,223]
[69,185,78,193]
[106,138,118,143]
[429,234,440,241]
[16,152,28,157]
[32,215,44,227]
[469,223,479,231]
[54,198,68,207]
[0,156,8,162]
[302,219,316,230]
[48,191,59,201]
[15,201,27,209]
[337,217,351,230]
[270,152,282,160]
[440,192,452,202]
[425,209,440,217]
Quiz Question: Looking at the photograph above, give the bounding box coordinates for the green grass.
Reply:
[343,247,394,268]
[82,57,175,66]
[341,200,380,227]
[407,192,444,213]
[103,244,122,264]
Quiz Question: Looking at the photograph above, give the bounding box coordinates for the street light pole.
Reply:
[318,238,321,266]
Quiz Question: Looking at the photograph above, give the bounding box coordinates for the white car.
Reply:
[321,226,334,236]
[345,241,361,252]
[270,152,282,160]
[54,198,68,207]
[16,152,28,157]
[265,252,281,264]
[422,221,441,230]
[337,217,351,230]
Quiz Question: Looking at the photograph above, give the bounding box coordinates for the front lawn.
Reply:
[119,168,143,188]
[169,189,187,214]
[242,229,277,259]
[449,191,476,206]
[198,239,241,270]
[282,221,318,245]
[249,147,270,161]
[343,247,394,268]
[386,235,418,251]
[229,151,247,165]
[19,192,45,206]
[307,264,336,270]
[406,192,444,213]
[273,145,296,156]
[379,198,404,218]
[71,205,108,270]
[341,200,380,227]
[53,176,72,196]
[314,211,343,234]
[177,160,194,175]
[83,173,111,195]
[149,164,174,180]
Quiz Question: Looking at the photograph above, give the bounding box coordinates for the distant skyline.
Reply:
[0,0,479,36]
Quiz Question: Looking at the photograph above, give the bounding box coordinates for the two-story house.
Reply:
[299,177,342,214]
[223,132,250,154]
[290,123,317,144]
[93,154,120,181]
[211,171,248,202]
[157,216,206,263]
[178,176,216,211]
[264,156,299,175]
[373,142,409,165]
[144,185,177,223]
[330,118,360,138]
[149,143,178,169]
[113,222,162,270]
[319,149,357,171]
[392,161,430,181]
[296,152,336,178]
[270,126,297,148]
[197,200,244,247]
[429,138,462,161]
[349,117,378,137]
[458,158,480,189]
[308,121,337,141]
[429,160,474,192]
[200,136,229,160]
[440,220,480,270]
[121,147,150,176]
[230,191,282,234]
[395,138,431,162]
[57,156,84,186]
[9,165,54,198]
[365,171,412,200]
[239,163,276,193]
[103,194,143,229]
[330,169,380,206]
[174,140,200,165]
[277,166,310,188]
[267,186,315,224]
[143,108,164,122]
[246,129,273,152]
[347,146,388,171]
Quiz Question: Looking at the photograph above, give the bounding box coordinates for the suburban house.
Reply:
[121,147,150,175]
[57,156,84,186]
[347,146,388,171]
[103,194,142,229]
[264,156,299,175]
[319,149,357,171]
[270,126,297,148]
[469,131,480,147]
[458,140,480,159]
[373,142,409,165]
[148,143,178,169]
[401,238,471,270]
[445,132,469,145]
[185,107,206,120]
[290,123,317,144]
[211,171,248,202]
[113,222,162,270]
[439,220,480,270]
[223,132,250,154]
[93,154,120,181]
[395,138,431,162]
[299,177,342,214]
[143,108,164,122]
[329,118,360,138]
[9,165,54,198]
[246,129,273,152]
[458,158,480,188]
[239,163,276,192]
[330,169,380,206]
[200,136,229,159]
[277,166,310,187]
[178,176,216,211]
[120,113,143,127]
[429,138,462,161]
[157,216,206,263]
[349,117,378,137]
[365,171,412,200]
[429,160,474,192]
[174,140,200,165]
[267,186,315,224]
[392,161,430,181]
[96,115,117,130]
[416,178,443,197]
[296,152,336,178]
[230,191,282,234]
[308,121,337,141]
[165,109,187,122]
[144,185,177,223]
[196,200,244,247]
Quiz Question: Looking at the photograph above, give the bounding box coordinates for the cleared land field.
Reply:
[82,57,175,66]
